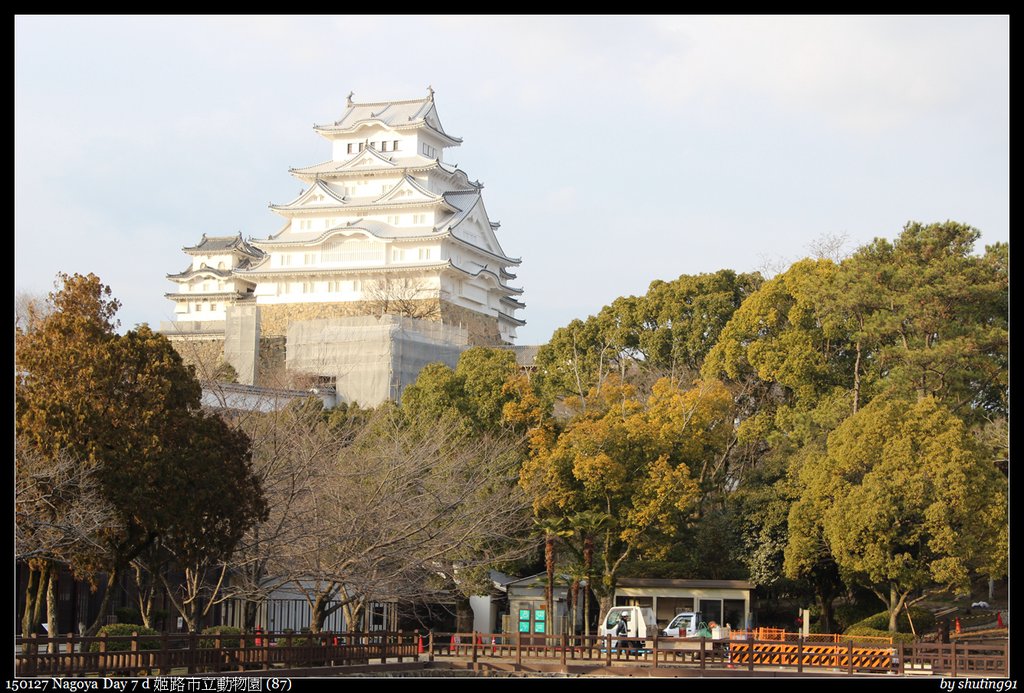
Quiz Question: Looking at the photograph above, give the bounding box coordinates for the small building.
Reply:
[504,573,587,638]
[613,578,754,630]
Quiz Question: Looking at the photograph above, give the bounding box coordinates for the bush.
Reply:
[844,608,935,636]
[89,624,161,652]
[834,601,881,632]
[841,626,917,645]
[114,607,142,625]
[200,625,245,649]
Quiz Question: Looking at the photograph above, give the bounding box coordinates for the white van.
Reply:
[599,606,658,647]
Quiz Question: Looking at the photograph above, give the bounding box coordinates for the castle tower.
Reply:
[162,90,524,396]
[237,88,524,346]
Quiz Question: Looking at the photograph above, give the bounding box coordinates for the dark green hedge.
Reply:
[89,624,161,652]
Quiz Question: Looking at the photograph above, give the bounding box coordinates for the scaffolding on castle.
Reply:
[287,314,469,407]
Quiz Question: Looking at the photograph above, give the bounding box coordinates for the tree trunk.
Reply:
[21,564,42,636]
[456,596,474,633]
[818,594,835,634]
[852,339,862,414]
[244,600,260,631]
[569,580,579,636]
[85,568,120,636]
[888,583,899,632]
[46,568,58,653]
[583,537,593,639]
[545,534,555,626]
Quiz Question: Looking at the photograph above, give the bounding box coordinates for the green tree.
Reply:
[534,270,761,403]
[520,376,730,615]
[15,273,266,634]
[787,396,1007,631]
[401,347,521,433]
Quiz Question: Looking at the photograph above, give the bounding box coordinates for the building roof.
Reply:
[183,233,262,257]
[615,578,755,591]
[313,89,462,145]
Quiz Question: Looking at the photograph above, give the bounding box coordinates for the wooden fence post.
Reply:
[652,632,659,669]
[897,641,904,676]
[23,635,36,678]
[429,631,435,663]
[560,632,566,667]
[516,630,522,669]
[238,630,246,672]
[746,637,753,672]
[797,637,803,673]
[131,631,140,676]
[98,633,107,677]
[847,639,854,676]
[951,640,957,678]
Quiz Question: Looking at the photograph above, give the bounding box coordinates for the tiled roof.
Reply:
[314,92,462,143]
[183,233,261,256]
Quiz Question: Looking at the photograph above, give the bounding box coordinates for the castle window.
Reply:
[392,248,405,262]
[421,143,436,158]
[393,140,399,151]
[413,213,426,224]
[358,143,364,152]
[210,303,218,312]
[303,282,315,293]
[388,215,401,225]
[418,248,431,261]
[304,253,316,265]
[347,143,354,154]
[352,279,361,291]
[380,141,389,152]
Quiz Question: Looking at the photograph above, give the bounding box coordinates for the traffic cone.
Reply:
[417,634,424,654]
[997,612,1004,628]
[955,617,961,634]
[255,627,263,647]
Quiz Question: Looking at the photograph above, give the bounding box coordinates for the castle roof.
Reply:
[183,233,262,257]
[313,90,461,145]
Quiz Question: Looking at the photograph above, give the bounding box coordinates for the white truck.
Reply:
[599,606,658,650]
[664,611,701,637]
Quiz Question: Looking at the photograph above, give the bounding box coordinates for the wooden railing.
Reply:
[15,630,419,677]
[16,629,1008,678]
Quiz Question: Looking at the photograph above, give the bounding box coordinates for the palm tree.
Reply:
[568,510,612,639]
[533,516,570,634]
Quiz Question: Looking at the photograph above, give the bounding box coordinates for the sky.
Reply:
[14,15,1009,346]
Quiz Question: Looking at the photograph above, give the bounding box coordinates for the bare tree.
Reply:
[257,405,532,632]
[15,290,51,334]
[364,276,440,320]
[807,232,851,263]
[16,440,121,645]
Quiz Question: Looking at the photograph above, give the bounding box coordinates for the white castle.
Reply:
[162,89,525,403]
